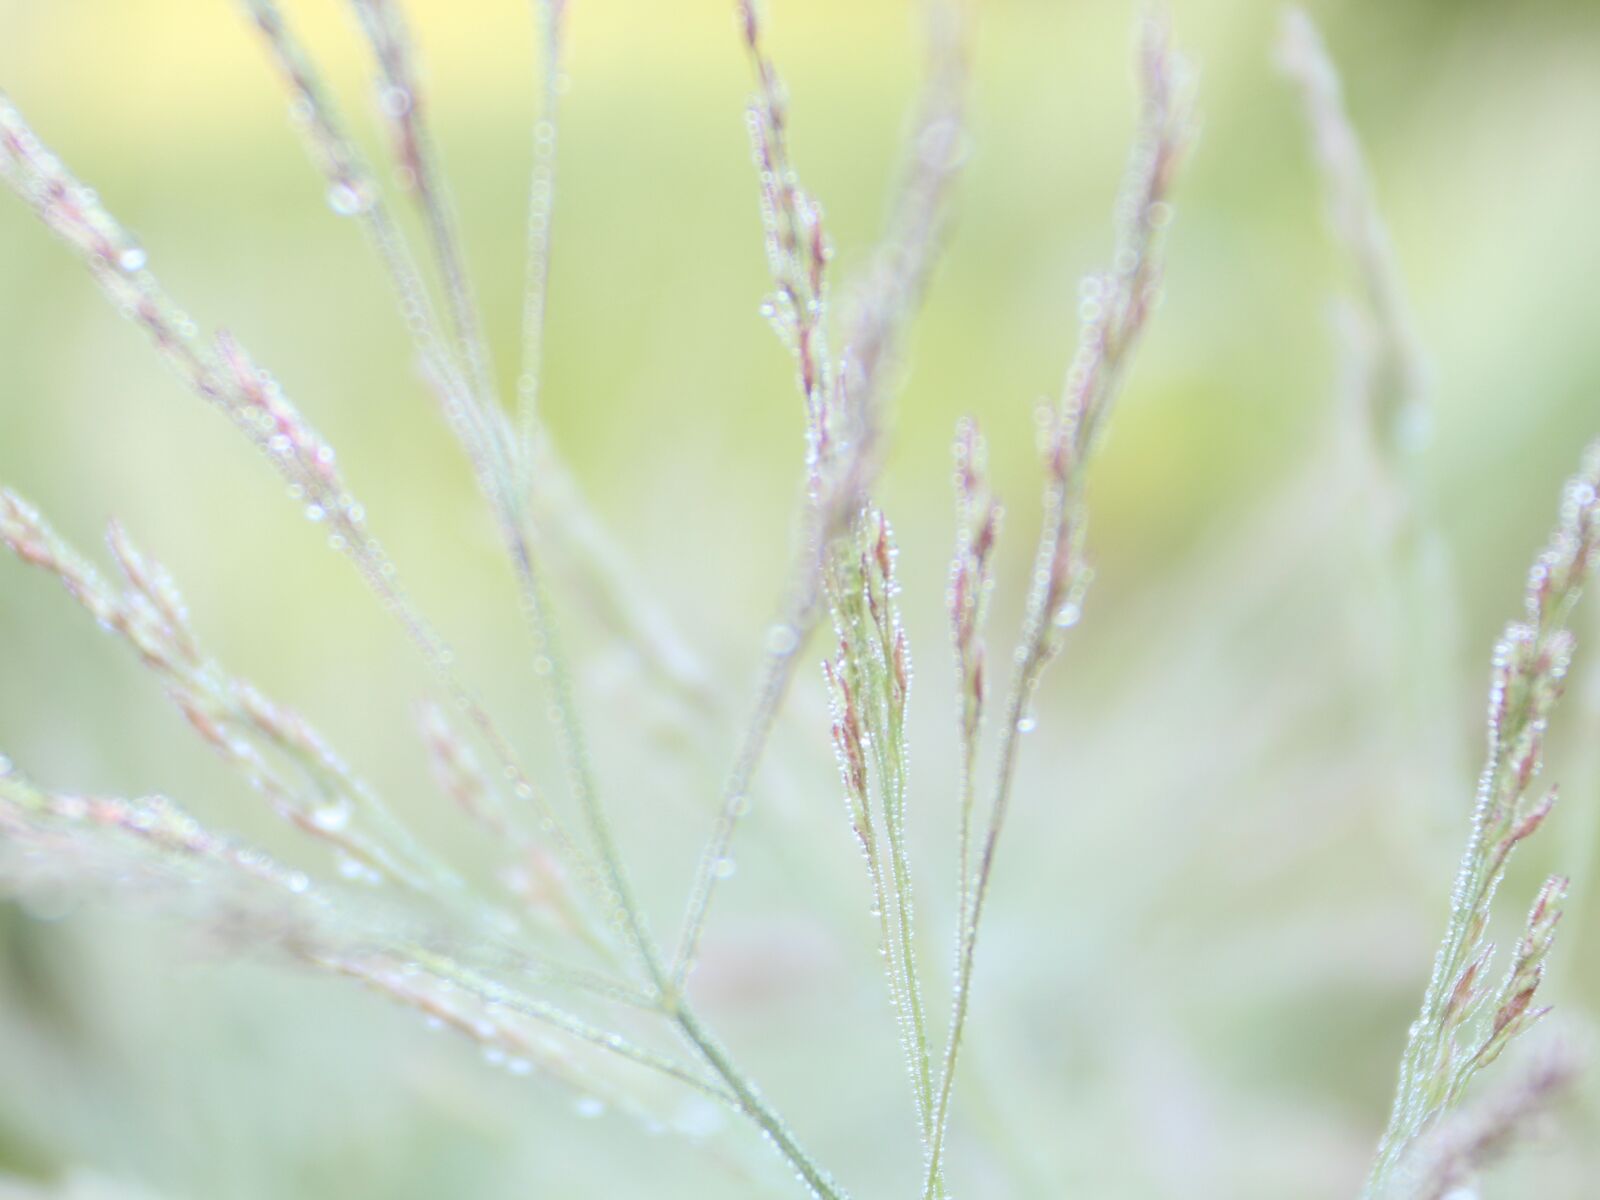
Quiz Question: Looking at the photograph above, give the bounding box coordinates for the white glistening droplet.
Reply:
[765,623,799,656]
[326,180,373,217]
[310,800,350,832]
[378,85,413,118]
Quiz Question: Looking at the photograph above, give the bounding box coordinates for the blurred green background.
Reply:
[2,0,1599,1196]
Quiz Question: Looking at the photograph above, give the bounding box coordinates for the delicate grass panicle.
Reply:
[1364,442,1600,1198]
[1279,10,1598,1192]
[1,1,1597,1197]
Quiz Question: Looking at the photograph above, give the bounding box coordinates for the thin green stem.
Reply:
[671,1002,851,1200]
[671,511,830,985]
[923,639,1042,1199]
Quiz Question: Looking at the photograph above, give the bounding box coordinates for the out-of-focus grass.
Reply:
[1,1,1599,1196]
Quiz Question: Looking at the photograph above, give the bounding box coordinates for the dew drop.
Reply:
[310,800,350,833]
[326,180,373,217]
[116,244,147,272]
[574,1096,606,1119]
[765,623,799,656]
[713,857,737,880]
[335,854,381,884]
[378,85,413,118]
[1016,714,1038,734]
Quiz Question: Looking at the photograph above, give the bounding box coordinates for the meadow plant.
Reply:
[1360,443,1600,1195]
[1279,10,1599,1191]
[0,2,1596,1197]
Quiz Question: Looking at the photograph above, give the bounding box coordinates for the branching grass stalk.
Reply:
[671,0,970,989]
[248,0,674,977]
[3,0,1597,1192]
[233,3,631,944]
[922,19,1190,1194]
[327,3,692,986]
[3,26,862,1195]
[1365,442,1600,1195]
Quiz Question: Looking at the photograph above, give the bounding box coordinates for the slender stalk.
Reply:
[924,664,1033,1197]
[238,0,487,472]
[346,0,503,427]
[926,421,998,1191]
[922,20,1189,1194]
[329,0,677,987]
[672,0,970,986]
[233,1,630,946]
[508,0,716,713]
[671,513,829,985]
[503,517,664,978]
[671,1002,851,1200]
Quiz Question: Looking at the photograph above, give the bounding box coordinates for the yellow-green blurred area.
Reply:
[2,0,1600,1195]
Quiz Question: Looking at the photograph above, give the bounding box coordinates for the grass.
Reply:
[0,2,1597,1197]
